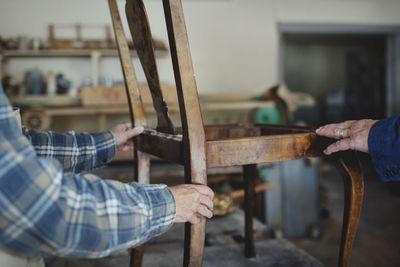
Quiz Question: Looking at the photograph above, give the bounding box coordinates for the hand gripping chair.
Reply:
[107,0,365,266]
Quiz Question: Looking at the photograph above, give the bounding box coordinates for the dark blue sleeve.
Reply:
[368,115,400,181]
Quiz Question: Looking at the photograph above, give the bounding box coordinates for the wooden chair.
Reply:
[107,0,364,266]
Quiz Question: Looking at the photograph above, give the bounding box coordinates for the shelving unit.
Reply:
[0,48,168,86]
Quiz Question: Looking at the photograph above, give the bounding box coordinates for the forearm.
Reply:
[23,128,116,173]
[0,135,175,258]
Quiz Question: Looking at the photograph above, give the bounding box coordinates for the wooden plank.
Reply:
[205,125,262,140]
[137,131,184,164]
[126,0,175,134]
[206,134,333,168]
[108,0,147,127]
[163,0,208,266]
[1,49,167,58]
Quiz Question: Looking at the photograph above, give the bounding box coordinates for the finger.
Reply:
[339,120,356,128]
[324,138,353,155]
[126,126,144,138]
[192,185,214,199]
[122,122,132,128]
[199,194,213,210]
[317,120,355,132]
[335,127,351,139]
[316,123,341,138]
[120,144,134,151]
[196,204,213,219]
[316,120,356,139]
[189,215,201,225]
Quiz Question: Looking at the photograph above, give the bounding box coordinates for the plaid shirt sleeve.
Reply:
[0,87,176,258]
[22,127,116,173]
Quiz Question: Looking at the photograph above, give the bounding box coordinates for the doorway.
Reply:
[279,23,400,125]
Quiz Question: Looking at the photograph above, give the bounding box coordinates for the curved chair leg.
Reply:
[243,164,257,258]
[129,150,151,267]
[333,151,364,267]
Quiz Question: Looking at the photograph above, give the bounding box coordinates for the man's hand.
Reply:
[170,184,214,224]
[110,123,144,151]
[316,119,378,155]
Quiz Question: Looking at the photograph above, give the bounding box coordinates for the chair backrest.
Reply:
[109,0,208,183]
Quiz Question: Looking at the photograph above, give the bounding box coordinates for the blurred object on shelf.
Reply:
[99,76,113,87]
[23,68,46,95]
[56,73,71,94]
[260,84,315,124]
[81,86,127,106]
[22,109,51,130]
[213,194,235,216]
[255,106,282,125]
[31,38,41,51]
[80,84,178,107]
[1,75,21,96]
[0,36,18,51]
[0,36,43,51]
[46,72,57,96]
[261,84,315,113]
[47,24,114,50]
[44,24,167,51]
[17,36,30,50]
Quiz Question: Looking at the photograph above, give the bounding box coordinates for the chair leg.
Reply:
[184,219,206,267]
[129,246,144,267]
[243,164,257,258]
[333,151,364,267]
[129,150,151,267]
[183,164,207,267]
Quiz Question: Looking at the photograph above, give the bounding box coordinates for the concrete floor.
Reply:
[46,210,322,267]
[291,156,400,267]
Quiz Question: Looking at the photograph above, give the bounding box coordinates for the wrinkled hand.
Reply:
[110,123,144,151]
[316,119,378,155]
[170,184,214,224]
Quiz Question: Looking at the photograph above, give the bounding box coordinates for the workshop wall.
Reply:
[1,0,400,94]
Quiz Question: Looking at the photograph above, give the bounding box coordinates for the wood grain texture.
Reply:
[108,0,146,127]
[137,131,183,164]
[129,150,150,267]
[243,164,257,258]
[206,133,333,168]
[126,0,175,134]
[333,151,364,267]
[163,0,208,266]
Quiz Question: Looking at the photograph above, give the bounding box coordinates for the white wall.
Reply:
[1,0,400,94]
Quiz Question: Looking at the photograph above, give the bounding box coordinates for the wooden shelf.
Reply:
[0,49,168,58]
[0,48,169,87]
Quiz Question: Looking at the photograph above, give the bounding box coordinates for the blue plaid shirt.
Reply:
[0,86,175,258]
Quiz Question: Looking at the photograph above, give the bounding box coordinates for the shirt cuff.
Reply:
[139,184,176,239]
[368,117,400,182]
[91,131,117,168]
